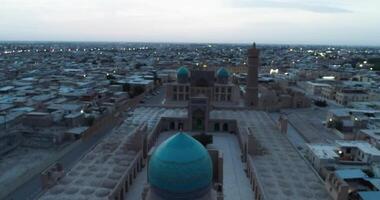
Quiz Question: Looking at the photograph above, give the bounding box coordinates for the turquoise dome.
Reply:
[177,67,190,78]
[216,67,229,78]
[148,132,213,194]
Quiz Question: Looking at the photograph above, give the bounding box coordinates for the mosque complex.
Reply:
[39,44,331,200]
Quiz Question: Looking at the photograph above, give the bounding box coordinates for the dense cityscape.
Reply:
[2,1,380,200]
[0,41,380,200]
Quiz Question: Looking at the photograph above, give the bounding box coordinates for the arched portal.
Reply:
[170,122,175,130]
[178,122,184,130]
[222,123,229,132]
[214,123,220,131]
[192,109,205,131]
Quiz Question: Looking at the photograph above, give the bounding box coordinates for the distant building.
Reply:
[165,67,240,104]
[306,81,331,96]
[336,89,369,106]
[325,169,380,200]
[306,140,380,178]
[358,129,380,149]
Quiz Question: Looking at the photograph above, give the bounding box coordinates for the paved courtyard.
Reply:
[211,133,254,200]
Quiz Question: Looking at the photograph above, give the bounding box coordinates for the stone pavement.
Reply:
[211,133,255,200]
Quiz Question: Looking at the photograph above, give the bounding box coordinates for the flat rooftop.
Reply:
[306,143,339,160]
[335,169,368,179]
[336,140,380,156]
[360,129,380,140]
[39,125,139,200]
[234,110,331,200]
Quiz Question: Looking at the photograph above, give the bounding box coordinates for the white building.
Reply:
[306,140,380,177]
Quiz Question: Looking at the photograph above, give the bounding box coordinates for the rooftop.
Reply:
[335,169,368,179]
[336,140,380,156]
[358,191,380,200]
[360,129,380,140]
[40,125,139,200]
[306,143,339,160]
[231,110,330,200]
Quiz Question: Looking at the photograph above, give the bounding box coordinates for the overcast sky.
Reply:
[0,0,379,45]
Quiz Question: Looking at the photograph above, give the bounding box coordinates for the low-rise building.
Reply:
[336,89,369,106]
[306,81,331,96]
[325,169,380,200]
[306,140,380,178]
[358,129,380,149]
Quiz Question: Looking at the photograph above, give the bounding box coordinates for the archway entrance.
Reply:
[178,122,183,130]
[223,123,229,132]
[214,123,220,131]
[170,122,175,130]
[192,109,205,131]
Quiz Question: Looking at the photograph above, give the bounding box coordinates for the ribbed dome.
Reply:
[216,67,229,78]
[148,132,213,194]
[177,67,190,78]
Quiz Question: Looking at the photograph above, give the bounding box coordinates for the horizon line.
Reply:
[0,39,379,48]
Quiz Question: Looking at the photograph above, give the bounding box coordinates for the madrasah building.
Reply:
[164,66,241,104]
[164,43,309,110]
[39,44,330,200]
[164,44,259,107]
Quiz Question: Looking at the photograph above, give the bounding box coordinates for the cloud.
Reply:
[230,0,352,13]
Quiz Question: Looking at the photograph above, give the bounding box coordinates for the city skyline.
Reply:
[1,0,379,46]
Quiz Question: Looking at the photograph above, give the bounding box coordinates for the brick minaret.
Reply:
[245,42,259,107]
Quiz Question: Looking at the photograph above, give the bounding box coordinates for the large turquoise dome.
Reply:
[216,67,229,78]
[177,66,190,78]
[148,132,213,195]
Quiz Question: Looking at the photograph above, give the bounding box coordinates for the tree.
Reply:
[106,74,116,80]
[314,100,327,107]
[328,120,343,131]
[132,85,145,97]
[123,83,131,92]
[85,115,96,126]
[192,133,213,146]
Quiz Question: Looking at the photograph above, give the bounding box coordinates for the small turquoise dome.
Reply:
[148,132,213,194]
[177,67,190,78]
[216,67,229,78]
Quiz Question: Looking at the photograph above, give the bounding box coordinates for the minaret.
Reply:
[245,42,259,107]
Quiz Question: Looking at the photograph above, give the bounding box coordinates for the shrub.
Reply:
[315,100,327,107]
[192,133,213,146]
